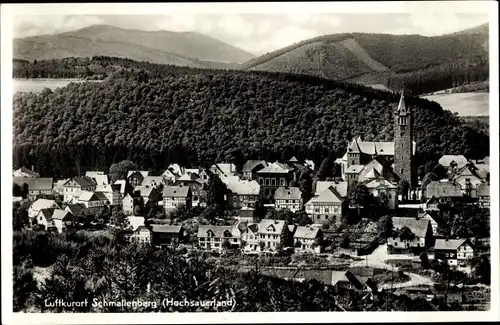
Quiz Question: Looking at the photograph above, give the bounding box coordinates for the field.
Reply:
[13,78,101,93]
[421,92,489,116]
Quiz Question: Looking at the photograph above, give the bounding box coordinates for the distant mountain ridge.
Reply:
[241,23,489,95]
[14,24,255,69]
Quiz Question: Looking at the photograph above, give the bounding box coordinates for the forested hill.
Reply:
[240,25,489,95]
[13,69,489,178]
[13,24,255,69]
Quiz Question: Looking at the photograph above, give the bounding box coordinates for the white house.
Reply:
[28,199,61,220]
[387,217,433,250]
[274,186,303,212]
[62,176,97,203]
[293,226,323,253]
[305,186,344,225]
[197,225,241,251]
[128,216,152,244]
[223,177,260,209]
[434,238,474,267]
[210,163,237,178]
[163,186,192,212]
[241,223,259,251]
[122,193,134,216]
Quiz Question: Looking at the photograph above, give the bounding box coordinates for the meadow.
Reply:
[13,78,101,93]
[422,92,489,117]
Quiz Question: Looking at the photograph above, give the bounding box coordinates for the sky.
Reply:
[10,4,491,55]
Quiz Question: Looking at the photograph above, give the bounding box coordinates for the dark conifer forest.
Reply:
[13,65,489,178]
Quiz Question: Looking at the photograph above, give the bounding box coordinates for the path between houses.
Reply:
[348,244,435,289]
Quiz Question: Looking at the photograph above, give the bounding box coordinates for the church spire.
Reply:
[397,88,407,113]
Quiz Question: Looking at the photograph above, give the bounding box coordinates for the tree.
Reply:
[13,204,30,231]
[397,180,410,201]
[398,226,416,242]
[110,207,132,245]
[432,164,448,180]
[471,255,490,285]
[420,252,431,269]
[109,160,137,182]
[296,212,312,226]
[377,215,394,240]
[421,172,438,194]
[314,153,336,181]
[298,172,313,203]
[207,174,228,210]
[22,183,29,199]
[13,265,39,312]
[13,183,23,197]
[222,239,231,250]
[348,183,373,218]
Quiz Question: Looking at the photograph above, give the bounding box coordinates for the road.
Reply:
[349,244,435,289]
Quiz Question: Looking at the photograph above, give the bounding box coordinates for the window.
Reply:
[325,208,329,213]
[400,168,403,174]
[314,208,319,213]
[280,178,285,186]
[286,199,289,203]
[271,178,276,186]
[259,179,263,185]
[351,160,355,165]
[265,178,270,186]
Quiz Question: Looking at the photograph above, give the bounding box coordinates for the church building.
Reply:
[337,90,417,205]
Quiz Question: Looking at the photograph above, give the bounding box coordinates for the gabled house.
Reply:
[256,162,295,197]
[163,186,192,212]
[434,238,474,267]
[28,198,61,219]
[223,177,260,210]
[241,223,259,251]
[13,177,54,201]
[424,197,440,212]
[133,185,161,206]
[122,193,134,216]
[52,209,72,233]
[34,208,57,231]
[65,203,87,216]
[127,216,152,244]
[77,191,108,215]
[141,176,168,189]
[161,164,185,183]
[242,160,268,180]
[210,163,237,178]
[305,186,344,225]
[294,226,323,253]
[96,183,123,206]
[364,178,398,209]
[85,172,109,186]
[274,186,303,212]
[174,173,208,207]
[257,219,292,251]
[62,176,97,203]
[53,179,70,195]
[425,181,462,203]
[453,163,486,197]
[476,183,490,208]
[315,181,348,198]
[438,155,468,175]
[388,217,433,251]
[150,224,184,246]
[127,171,149,188]
[197,225,241,251]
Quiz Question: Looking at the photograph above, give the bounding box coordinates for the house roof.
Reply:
[13,177,53,191]
[127,170,150,178]
[347,139,416,156]
[52,209,71,221]
[150,224,182,233]
[331,271,350,286]
[134,185,154,198]
[212,163,236,177]
[30,199,58,212]
[65,203,87,215]
[363,167,381,180]
[274,186,302,200]
[477,183,490,197]
[426,181,462,198]
[434,239,470,251]
[127,216,145,231]
[113,180,127,194]
[364,179,397,189]
[392,217,431,238]
[315,181,348,198]
[78,191,98,202]
[294,226,320,239]
[223,178,260,196]
[94,191,108,201]
[245,223,259,234]
[438,155,468,169]
[306,186,343,205]
[242,160,268,173]
[258,219,286,234]
[257,162,292,174]
[65,176,96,188]
[345,165,365,174]
[38,208,55,221]
[87,173,108,186]
[85,171,104,177]
[197,225,240,238]
[162,186,190,198]
[13,167,40,178]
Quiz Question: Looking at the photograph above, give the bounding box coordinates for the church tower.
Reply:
[394,90,414,187]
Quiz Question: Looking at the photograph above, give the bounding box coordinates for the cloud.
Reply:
[13,15,103,38]
[217,15,255,38]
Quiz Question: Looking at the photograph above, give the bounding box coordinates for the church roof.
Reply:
[363,168,381,180]
[397,90,407,113]
[346,139,416,156]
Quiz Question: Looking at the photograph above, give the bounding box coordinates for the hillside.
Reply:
[12,68,489,178]
[241,24,489,95]
[13,24,255,69]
